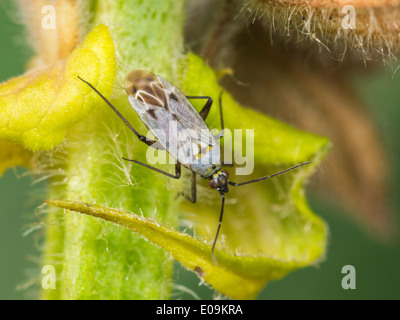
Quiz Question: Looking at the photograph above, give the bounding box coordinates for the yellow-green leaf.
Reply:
[46,54,330,300]
[0,24,116,151]
[178,54,330,298]
[44,199,305,300]
[0,139,32,176]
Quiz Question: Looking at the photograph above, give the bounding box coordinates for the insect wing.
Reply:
[157,76,221,171]
[127,95,174,151]
[157,76,210,134]
[126,75,221,175]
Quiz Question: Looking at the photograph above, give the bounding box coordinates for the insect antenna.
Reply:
[211,190,225,265]
[229,162,311,187]
[77,76,148,143]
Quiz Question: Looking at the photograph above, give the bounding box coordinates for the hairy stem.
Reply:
[41,0,186,299]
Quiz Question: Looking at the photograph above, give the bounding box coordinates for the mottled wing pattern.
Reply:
[126,72,220,175]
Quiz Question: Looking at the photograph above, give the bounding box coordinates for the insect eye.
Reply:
[209,179,217,189]
[223,170,229,178]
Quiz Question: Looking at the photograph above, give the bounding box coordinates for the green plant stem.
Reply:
[41,0,186,299]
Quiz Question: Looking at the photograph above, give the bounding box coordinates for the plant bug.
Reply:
[78,72,311,264]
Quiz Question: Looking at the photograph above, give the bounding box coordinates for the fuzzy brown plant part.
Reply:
[242,0,400,63]
[18,0,80,67]
[185,0,397,238]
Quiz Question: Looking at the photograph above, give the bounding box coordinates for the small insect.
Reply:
[78,71,311,264]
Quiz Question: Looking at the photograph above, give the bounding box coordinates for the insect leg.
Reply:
[190,172,197,203]
[185,96,214,121]
[177,171,197,203]
[211,190,225,265]
[218,91,224,131]
[122,158,181,179]
[186,92,224,131]
[77,76,156,147]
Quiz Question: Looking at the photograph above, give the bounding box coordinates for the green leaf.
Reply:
[0,24,116,151]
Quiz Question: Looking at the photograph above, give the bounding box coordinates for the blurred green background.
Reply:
[0,3,399,300]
